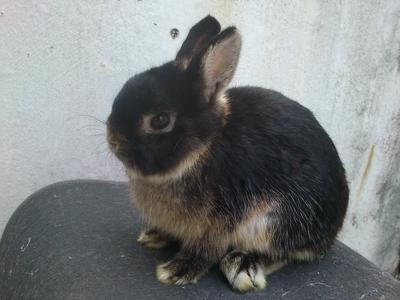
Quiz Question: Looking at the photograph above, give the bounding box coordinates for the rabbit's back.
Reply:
[201,87,349,256]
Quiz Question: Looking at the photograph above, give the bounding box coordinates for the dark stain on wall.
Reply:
[170,28,179,39]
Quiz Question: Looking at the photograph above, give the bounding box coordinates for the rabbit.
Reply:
[106,15,349,292]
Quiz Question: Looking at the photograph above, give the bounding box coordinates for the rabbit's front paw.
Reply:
[137,228,172,249]
[156,255,210,285]
[220,251,266,293]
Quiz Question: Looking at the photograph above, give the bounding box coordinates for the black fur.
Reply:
[107,15,349,290]
[201,87,348,255]
[175,15,221,64]
[108,61,224,174]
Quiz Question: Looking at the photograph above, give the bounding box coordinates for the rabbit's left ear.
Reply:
[189,27,242,102]
[175,15,221,69]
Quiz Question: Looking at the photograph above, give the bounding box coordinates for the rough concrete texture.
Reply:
[1,1,399,273]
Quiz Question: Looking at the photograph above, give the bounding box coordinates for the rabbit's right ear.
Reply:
[175,15,221,69]
[187,27,242,104]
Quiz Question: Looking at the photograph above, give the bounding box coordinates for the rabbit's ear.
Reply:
[190,27,242,102]
[175,15,221,69]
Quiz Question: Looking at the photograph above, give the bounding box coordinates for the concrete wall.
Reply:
[1,1,399,273]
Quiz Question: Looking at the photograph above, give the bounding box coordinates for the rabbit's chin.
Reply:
[125,142,210,184]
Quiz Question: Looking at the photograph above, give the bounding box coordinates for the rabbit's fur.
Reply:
[107,16,348,292]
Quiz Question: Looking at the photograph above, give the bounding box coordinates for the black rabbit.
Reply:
[107,15,349,292]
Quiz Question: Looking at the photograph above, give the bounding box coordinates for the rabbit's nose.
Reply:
[106,127,120,153]
[108,139,119,152]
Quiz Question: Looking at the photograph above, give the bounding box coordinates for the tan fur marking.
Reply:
[137,229,171,249]
[262,261,286,276]
[230,199,276,252]
[129,178,213,244]
[217,93,231,126]
[172,58,189,70]
[290,250,318,262]
[156,260,201,285]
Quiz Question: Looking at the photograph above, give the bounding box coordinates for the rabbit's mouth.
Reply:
[106,126,123,153]
[107,125,136,167]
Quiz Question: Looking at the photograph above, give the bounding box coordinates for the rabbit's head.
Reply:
[107,16,241,179]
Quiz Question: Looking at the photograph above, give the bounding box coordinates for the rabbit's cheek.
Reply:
[127,142,210,183]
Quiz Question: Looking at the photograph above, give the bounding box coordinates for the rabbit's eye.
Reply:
[141,111,176,134]
[150,113,170,130]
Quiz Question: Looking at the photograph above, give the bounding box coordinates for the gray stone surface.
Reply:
[1,180,399,300]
